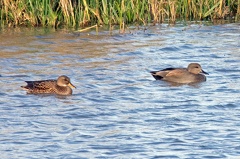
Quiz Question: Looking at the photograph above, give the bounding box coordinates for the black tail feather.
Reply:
[150,71,163,80]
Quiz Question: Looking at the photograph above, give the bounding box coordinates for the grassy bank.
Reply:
[0,0,239,29]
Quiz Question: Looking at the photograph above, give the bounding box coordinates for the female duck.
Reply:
[21,75,76,95]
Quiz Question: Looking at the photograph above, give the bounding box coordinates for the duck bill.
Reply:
[201,69,209,75]
[68,82,76,89]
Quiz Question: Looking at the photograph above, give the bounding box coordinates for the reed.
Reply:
[0,0,239,29]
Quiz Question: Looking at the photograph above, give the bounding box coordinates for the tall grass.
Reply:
[0,0,239,29]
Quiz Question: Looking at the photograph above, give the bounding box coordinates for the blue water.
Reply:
[0,23,240,158]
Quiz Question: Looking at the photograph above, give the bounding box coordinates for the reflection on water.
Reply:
[0,23,240,158]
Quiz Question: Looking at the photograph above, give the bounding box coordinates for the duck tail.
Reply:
[21,81,34,90]
[150,71,164,80]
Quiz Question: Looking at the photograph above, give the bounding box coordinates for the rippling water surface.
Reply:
[0,23,240,158]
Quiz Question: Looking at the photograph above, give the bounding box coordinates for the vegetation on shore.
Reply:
[0,0,239,30]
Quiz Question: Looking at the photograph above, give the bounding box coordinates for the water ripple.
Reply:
[0,23,240,158]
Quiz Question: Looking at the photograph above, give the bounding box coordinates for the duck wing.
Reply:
[21,80,56,93]
[150,68,176,80]
[165,68,187,77]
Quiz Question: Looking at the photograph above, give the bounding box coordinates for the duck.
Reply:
[21,75,76,95]
[150,63,208,84]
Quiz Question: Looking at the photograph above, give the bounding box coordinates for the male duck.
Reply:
[150,63,208,84]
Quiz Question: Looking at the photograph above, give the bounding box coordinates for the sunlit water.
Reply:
[0,22,240,158]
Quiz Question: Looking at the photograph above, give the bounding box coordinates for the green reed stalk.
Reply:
[238,0,240,20]
[100,0,109,24]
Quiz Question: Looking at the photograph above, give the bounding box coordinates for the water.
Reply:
[0,23,240,158]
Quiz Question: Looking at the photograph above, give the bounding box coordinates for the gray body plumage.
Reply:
[151,63,208,84]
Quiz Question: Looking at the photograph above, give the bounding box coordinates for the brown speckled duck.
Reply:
[21,75,76,95]
[150,63,208,84]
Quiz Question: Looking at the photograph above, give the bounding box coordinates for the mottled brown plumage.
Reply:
[21,75,76,95]
[150,63,208,84]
